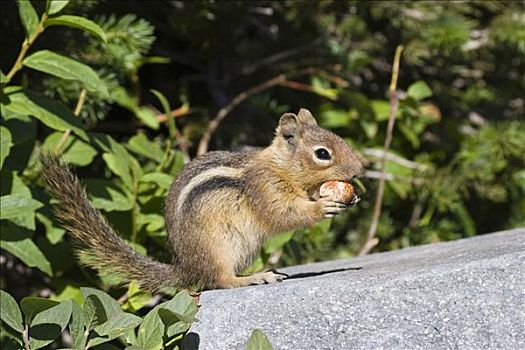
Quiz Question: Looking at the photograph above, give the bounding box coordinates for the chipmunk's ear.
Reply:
[297,108,318,126]
[277,113,300,146]
[277,109,318,147]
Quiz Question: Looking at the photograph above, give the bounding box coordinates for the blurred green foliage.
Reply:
[1,0,524,347]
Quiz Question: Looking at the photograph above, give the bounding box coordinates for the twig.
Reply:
[74,89,87,116]
[196,74,287,156]
[278,80,317,93]
[359,45,404,256]
[54,88,87,153]
[156,105,193,123]
[117,291,129,305]
[196,66,338,156]
[23,324,31,350]
[6,14,47,82]
[279,79,339,100]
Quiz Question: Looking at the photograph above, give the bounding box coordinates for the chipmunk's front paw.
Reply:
[318,196,347,218]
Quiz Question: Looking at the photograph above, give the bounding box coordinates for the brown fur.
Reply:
[42,109,364,292]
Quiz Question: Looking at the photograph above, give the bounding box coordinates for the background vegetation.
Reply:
[1,0,524,348]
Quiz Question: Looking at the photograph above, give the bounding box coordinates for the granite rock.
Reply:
[186,228,525,350]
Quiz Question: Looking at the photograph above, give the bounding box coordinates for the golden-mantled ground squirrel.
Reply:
[41,109,364,292]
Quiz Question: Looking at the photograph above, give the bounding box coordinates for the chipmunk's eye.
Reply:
[314,148,331,160]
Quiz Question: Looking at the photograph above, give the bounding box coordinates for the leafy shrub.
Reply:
[1,288,197,349]
[1,0,524,347]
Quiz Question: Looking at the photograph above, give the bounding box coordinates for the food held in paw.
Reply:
[319,181,355,204]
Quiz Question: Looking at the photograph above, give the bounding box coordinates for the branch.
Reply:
[23,324,31,350]
[155,105,192,123]
[6,14,47,82]
[278,80,317,93]
[54,88,87,153]
[196,74,287,156]
[359,45,404,256]
[196,66,337,156]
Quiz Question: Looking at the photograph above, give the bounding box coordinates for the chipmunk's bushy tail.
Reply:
[41,152,180,292]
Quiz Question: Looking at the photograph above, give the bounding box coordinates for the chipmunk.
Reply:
[41,109,364,292]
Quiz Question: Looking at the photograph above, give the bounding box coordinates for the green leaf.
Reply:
[43,132,97,166]
[1,70,8,83]
[150,89,176,138]
[387,179,410,200]
[142,56,170,65]
[87,313,142,348]
[136,304,164,350]
[80,288,122,316]
[112,86,137,111]
[397,121,420,148]
[123,281,152,313]
[44,15,107,43]
[163,291,198,324]
[1,224,53,276]
[23,50,108,97]
[113,88,161,131]
[159,308,190,338]
[140,172,173,190]
[69,300,86,350]
[319,109,352,129]
[83,294,108,332]
[20,297,59,324]
[360,120,378,139]
[135,107,160,130]
[136,213,164,234]
[127,133,164,163]
[0,290,24,333]
[370,100,391,121]
[93,134,140,185]
[0,126,13,170]
[263,231,294,254]
[103,153,133,189]
[52,285,83,304]
[407,81,432,101]
[160,291,198,337]
[10,173,38,230]
[84,179,133,212]
[246,329,273,350]
[1,87,88,141]
[0,194,42,220]
[16,0,39,40]
[150,90,171,117]
[29,300,72,349]
[127,135,163,164]
[36,213,66,244]
[47,0,69,15]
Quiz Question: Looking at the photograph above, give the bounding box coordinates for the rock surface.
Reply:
[186,228,525,350]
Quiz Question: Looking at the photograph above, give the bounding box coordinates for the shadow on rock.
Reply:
[286,266,362,280]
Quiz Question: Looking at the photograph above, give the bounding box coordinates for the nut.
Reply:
[319,181,355,204]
